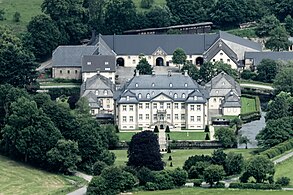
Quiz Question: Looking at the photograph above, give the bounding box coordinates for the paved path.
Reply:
[158,129,167,151]
[67,172,92,195]
[209,125,215,141]
[240,83,274,91]
[40,85,80,89]
[273,151,293,164]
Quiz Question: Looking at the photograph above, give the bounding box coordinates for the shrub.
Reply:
[13,12,21,22]
[205,125,209,132]
[183,155,212,171]
[145,182,157,191]
[276,177,290,186]
[137,167,154,186]
[168,156,172,161]
[205,133,210,140]
[213,182,225,188]
[152,170,175,190]
[261,138,293,159]
[241,69,257,80]
[165,126,170,133]
[229,182,282,190]
[93,161,107,176]
[140,0,154,9]
[167,147,171,153]
[193,179,203,187]
[154,126,159,133]
[168,168,188,186]
[170,162,173,167]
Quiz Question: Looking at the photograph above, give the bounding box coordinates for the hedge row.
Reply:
[229,183,282,190]
[240,112,261,123]
[261,139,293,159]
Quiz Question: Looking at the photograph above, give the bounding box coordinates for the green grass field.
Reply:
[0,155,85,195]
[133,188,292,195]
[275,157,293,187]
[241,97,258,114]
[0,0,42,33]
[112,148,256,169]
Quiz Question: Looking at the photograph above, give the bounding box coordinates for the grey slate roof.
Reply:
[222,91,241,108]
[244,51,293,66]
[100,34,219,55]
[205,72,241,97]
[117,74,207,104]
[52,46,98,67]
[219,31,262,51]
[83,91,100,109]
[82,55,116,73]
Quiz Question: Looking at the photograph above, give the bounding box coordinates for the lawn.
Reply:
[112,148,256,169]
[167,132,207,141]
[133,188,292,195]
[0,0,43,33]
[275,157,293,187]
[241,97,258,114]
[0,155,85,195]
[118,132,138,141]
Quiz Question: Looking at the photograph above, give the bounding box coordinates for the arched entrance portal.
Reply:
[156,57,164,66]
[160,124,164,129]
[116,58,125,66]
[195,57,204,65]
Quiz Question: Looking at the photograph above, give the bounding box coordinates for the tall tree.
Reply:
[265,25,290,51]
[104,0,137,34]
[0,27,39,88]
[203,165,225,187]
[256,15,281,37]
[256,59,278,83]
[2,97,62,164]
[145,6,172,28]
[25,14,62,61]
[135,57,153,75]
[285,15,293,36]
[273,67,293,94]
[127,130,164,171]
[181,61,200,81]
[172,48,187,65]
[86,0,106,33]
[199,62,216,83]
[214,127,237,148]
[224,152,244,175]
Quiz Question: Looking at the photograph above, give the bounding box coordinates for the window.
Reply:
[227,59,230,62]
[220,52,223,56]
[197,105,201,111]
[167,114,171,120]
[107,99,110,103]
[160,103,164,109]
[146,114,150,120]
[105,62,109,65]
[190,105,195,111]
[135,83,139,87]
[139,103,143,109]
[167,103,171,109]
[181,114,185,120]
[216,90,219,94]
[67,70,70,74]
[126,96,130,101]
[154,114,157,120]
[169,91,173,96]
[169,83,173,87]
[95,90,99,95]
[174,93,178,98]
[129,105,134,111]
[197,116,201,122]
[91,110,95,115]
[146,103,150,109]
[87,61,91,65]
[181,103,185,109]
[122,105,127,111]
[148,56,151,59]
[123,116,127,122]
[152,83,155,87]
[139,114,143,120]
[128,56,131,59]
[152,91,155,95]
[213,59,216,62]
[138,93,142,99]
[175,103,179,109]
[184,83,188,87]
[75,70,78,74]
[189,55,192,58]
[191,116,194,122]
[153,103,157,109]
[130,116,134,122]
[213,98,217,102]
[220,58,223,61]
[107,104,110,108]
[133,59,136,64]
[194,96,197,100]
[104,90,108,95]
[146,93,150,99]
[60,70,62,74]
[175,114,179,120]
[182,93,186,98]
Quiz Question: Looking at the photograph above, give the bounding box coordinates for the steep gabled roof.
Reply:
[52,46,98,67]
[82,55,116,73]
[222,91,241,108]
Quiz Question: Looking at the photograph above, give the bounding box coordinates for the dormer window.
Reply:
[182,93,186,98]
[174,93,178,98]
[220,52,223,56]
[104,90,108,95]
[194,96,197,100]
[138,93,142,99]
[152,91,155,95]
[135,83,138,87]
[87,61,91,65]
[169,91,172,96]
[95,90,99,95]
[105,62,109,65]
[146,93,150,99]
[169,83,173,88]
[222,82,225,85]
[184,83,188,87]
[216,90,219,94]
[126,96,130,101]
[152,83,155,87]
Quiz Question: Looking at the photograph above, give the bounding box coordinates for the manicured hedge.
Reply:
[193,179,203,187]
[229,183,282,190]
[261,138,293,159]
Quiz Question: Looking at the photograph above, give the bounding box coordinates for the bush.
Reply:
[205,133,210,140]
[165,126,170,133]
[140,0,154,9]
[205,125,209,132]
[193,179,203,187]
[137,167,154,186]
[145,182,157,191]
[154,126,159,133]
[261,138,293,159]
[93,161,107,176]
[229,182,282,190]
[241,70,257,80]
[213,182,225,188]
[13,12,21,22]
[276,177,290,186]
[170,162,173,167]
[167,147,171,153]
[168,156,172,161]
[152,170,175,190]
[168,168,188,187]
[183,155,212,171]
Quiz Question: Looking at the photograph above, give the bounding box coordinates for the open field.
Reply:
[112,148,256,169]
[275,157,293,187]
[241,97,258,114]
[134,188,292,195]
[0,155,85,195]
[0,0,42,33]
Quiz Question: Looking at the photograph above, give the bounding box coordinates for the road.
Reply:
[240,83,274,90]
[67,172,92,195]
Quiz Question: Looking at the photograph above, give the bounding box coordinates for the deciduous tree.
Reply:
[203,165,225,187]
[214,127,237,148]
[265,25,290,51]
[135,58,153,75]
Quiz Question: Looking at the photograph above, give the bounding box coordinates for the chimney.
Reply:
[168,70,172,77]
[136,70,139,76]
[152,70,155,76]
[184,70,188,76]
